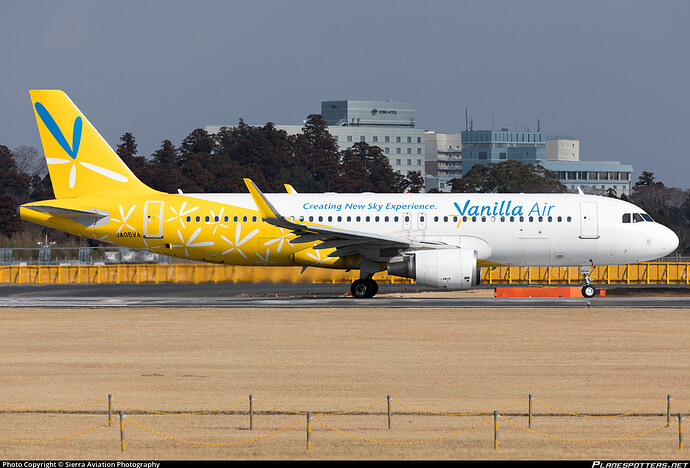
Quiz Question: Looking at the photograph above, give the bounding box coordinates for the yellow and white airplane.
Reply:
[19,90,679,298]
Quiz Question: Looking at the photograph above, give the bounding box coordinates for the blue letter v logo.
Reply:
[35,102,82,160]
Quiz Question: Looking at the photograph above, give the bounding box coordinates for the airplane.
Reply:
[19,90,680,298]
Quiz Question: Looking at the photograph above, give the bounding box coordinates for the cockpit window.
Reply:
[623,212,655,223]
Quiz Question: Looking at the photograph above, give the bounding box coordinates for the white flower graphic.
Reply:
[255,248,277,266]
[207,207,228,234]
[167,201,199,229]
[170,227,214,257]
[111,204,136,233]
[264,228,294,253]
[221,223,260,259]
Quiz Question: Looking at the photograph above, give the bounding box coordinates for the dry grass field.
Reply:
[0,301,689,460]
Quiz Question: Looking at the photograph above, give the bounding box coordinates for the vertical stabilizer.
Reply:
[30,90,155,198]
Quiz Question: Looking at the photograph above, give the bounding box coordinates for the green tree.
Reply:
[450,160,566,193]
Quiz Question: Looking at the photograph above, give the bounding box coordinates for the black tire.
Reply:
[351,278,378,298]
[581,285,596,298]
[351,279,371,298]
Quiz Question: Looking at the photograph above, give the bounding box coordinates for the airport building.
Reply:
[424,131,462,192]
[461,130,633,196]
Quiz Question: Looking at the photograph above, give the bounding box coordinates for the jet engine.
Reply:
[387,248,481,290]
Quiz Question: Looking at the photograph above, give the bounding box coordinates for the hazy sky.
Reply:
[2,0,689,188]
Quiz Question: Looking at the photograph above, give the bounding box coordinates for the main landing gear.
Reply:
[580,264,596,298]
[350,277,379,298]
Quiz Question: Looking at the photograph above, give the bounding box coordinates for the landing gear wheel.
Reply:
[351,278,378,298]
[581,285,596,298]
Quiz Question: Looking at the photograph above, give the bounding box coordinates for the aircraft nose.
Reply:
[660,226,679,256]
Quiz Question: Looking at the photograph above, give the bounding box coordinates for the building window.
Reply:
[347,135,352,142]
[373,136,378,142]
[396,136,401,143]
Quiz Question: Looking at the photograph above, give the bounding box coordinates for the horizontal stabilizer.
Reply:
[22,204,109,228]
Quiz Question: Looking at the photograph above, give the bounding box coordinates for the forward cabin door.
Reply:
[579,202,599,239]
[144,201,164,238]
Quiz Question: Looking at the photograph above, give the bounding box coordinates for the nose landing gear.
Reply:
[580,264,596,298]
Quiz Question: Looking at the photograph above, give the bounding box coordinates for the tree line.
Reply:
[0,114,689,255]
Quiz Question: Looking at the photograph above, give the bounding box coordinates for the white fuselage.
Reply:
[184,191,679,268]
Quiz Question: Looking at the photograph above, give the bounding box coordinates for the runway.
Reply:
[1,282,690,308]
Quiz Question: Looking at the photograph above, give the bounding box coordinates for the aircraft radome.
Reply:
[19,90,680,298]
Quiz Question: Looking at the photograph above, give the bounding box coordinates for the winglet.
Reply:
[243,178,285,221]
[284,184,297,194]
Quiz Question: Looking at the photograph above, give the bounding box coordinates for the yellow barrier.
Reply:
[1,262,689,285]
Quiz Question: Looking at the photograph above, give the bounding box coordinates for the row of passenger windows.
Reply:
[300,215,573,223]
[622,213,654,223]
[187,214,576,224]
[187,215,257,223]
[187,213,580,223]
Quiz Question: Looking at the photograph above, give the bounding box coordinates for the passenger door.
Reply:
[579,202,599,239]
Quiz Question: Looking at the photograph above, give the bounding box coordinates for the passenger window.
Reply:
[444,216,448,222]
[205,216,210,222]
[186,216,191,222]
[233,216,238,222]
[567,216,572,222]
[243,216,248,222]
[384,216,389,222]
[622,213,631,223]
[557,216,562,222]
[196,216,201,222]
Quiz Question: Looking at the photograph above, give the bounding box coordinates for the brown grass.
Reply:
[0,306,688,460]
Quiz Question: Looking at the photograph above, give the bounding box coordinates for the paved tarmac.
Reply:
[1,282,689,308]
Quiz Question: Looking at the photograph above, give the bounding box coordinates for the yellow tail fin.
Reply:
[30,90,155,198]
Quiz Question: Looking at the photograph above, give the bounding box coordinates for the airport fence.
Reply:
[1,262,690,286]
[0,395,687,452]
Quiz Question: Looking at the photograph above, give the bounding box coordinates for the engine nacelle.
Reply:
[387,249,481,290]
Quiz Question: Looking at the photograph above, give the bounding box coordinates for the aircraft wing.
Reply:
[243,179,443,261]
